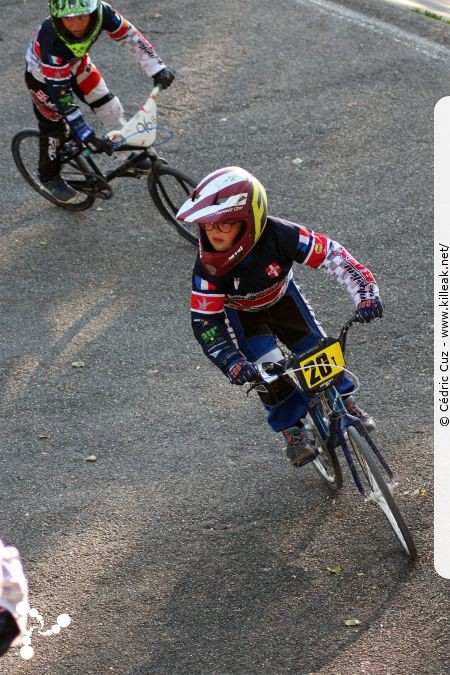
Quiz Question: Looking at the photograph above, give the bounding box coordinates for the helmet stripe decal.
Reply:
[178,193,248,222]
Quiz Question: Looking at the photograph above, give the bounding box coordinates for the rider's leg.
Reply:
[225,305,315,465]
[72,56,126,132]
[25,71,79,203]
[225,305,308,430]
[72,57,151,171]
[226,308,315,466]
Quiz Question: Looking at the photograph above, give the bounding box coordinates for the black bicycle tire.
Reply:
[307,404,343,491]
[147,162,198,245]
[11,129,95,212]
[347,426,417,560]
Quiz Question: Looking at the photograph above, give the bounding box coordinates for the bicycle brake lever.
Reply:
[245,381,262,396]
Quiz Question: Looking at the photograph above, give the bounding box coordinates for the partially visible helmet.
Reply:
[177,167,268,276]
[49,0,103,58]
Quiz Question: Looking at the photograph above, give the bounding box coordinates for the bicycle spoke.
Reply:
[148,164,198,245]
[346,426,417,559]
[11,129,96,211]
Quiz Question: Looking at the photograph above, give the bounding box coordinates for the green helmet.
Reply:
[49,0,103,58]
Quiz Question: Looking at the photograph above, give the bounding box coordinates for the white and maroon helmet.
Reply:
[176,166,268,276]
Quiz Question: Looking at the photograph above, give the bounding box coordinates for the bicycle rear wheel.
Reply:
[11,129,95,211]
[347,426,417,560]
[148,162,198,245]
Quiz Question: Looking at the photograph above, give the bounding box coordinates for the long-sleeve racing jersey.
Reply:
[25,2,164,132]
[191,216,380,374]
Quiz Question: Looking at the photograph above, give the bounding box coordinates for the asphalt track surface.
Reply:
[1,1,449,673]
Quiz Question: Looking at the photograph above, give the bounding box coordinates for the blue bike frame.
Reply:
[307,385,394,496]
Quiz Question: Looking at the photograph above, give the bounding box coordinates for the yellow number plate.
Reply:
[298,340,346,391]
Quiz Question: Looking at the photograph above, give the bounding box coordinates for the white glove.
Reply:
[0,539,28,647]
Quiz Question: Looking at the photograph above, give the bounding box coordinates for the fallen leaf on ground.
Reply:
[344,618,360,626]
[327,564,342,575]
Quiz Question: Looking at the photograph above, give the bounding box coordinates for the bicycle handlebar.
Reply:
[150,84,163,99]
[252,317,358,387]
[339,316,358,353]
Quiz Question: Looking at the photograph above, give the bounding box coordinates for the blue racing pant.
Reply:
[225,280,354,432]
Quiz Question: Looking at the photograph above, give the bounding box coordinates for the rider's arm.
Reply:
[294,225,381,306]
[102,4,166,79]
[29,20,88,133]
[38,52,84,132]
[45,78,90,138]
[191,274,244,374]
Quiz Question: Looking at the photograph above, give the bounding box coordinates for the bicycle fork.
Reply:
[311,388,397,498]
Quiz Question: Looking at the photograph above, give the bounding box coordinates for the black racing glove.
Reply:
[86,134,114,156]
[153,67,176,90]
[227,359,258,385]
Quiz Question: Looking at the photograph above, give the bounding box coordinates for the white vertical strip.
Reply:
[434,96,450,579]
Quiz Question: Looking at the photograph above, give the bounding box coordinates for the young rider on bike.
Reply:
[177,167,383,467]
[25,0,175,204]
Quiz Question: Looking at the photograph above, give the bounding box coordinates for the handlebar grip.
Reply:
[150,84,163,99]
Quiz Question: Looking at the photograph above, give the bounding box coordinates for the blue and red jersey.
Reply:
[191,216,380,373]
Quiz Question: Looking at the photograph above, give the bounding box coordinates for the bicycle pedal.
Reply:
[291,452,317,469]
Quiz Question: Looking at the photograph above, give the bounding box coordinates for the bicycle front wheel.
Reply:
[308,404,343,491]
[347,426,417,560]
[11,129,95,211]
[148,162,198,245]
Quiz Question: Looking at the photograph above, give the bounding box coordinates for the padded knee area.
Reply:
[93,95,126,133]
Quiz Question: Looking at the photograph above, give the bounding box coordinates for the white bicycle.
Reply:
[11,86,198,245]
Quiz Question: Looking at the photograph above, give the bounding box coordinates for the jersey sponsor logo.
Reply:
[333,250,375,283]
[228,245,244,262]
[41,63,72,80]
[191,291,225,314]
[30,90,61,120]
[304,232,328,268]
[225,274,291,311]
[135,32,156,57]
[265,262,281,278]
